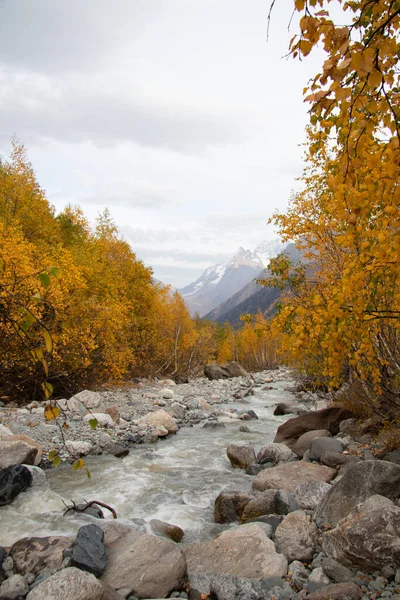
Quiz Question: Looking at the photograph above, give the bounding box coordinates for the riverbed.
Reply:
[1,374,305,547]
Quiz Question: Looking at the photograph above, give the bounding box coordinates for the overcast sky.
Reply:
[0,0,325,287]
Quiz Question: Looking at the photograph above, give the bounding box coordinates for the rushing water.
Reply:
[1,377,297,546]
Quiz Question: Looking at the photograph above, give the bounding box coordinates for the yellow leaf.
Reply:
[44,404,60,421]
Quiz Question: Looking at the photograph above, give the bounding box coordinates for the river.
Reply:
[1,376,297,547]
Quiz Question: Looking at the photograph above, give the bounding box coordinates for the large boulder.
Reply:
[2,435,42,466]
[227,442,256,469]
[240,490,277,523]
[274,408,353,450]
[0,574,29,599]
[294,481,332,511]
[204,362,248,380]
[70,524,107,578]
[26,567,106,600]
[256,443,295,465]
[136,409,178,434]
[0,465,32,506]
[188,573,265,600]
[214,491,253,523]
[252,461,336,493]
[308,437,346,462]
[322,504,400,570]
[10,536,74,575]
[101,529,187,599]
[185,523,287,580]
[83,413,114,428]
[292,430,331,458]
[275,511,319,562]
[315,460,400,526]
[70,390,102,410]
[0,440,38,468]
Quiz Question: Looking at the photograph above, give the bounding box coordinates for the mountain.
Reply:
[178,240,283,317]
[205,243,302,325]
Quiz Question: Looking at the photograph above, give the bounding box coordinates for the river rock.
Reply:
[240,490,276,522]
[252,461,336,493]
[204,362,248,380]
[65,440,93,457]
[24,465,48,489]
[0,465,32,506]
[321,557,355,583]
[105,406,120,423]
[227,442,256,469]
[160,388,174,399]
[136,409,178,434]
[0,440,38,468]
[69,524,107,578]
[320,451,348,469]
[275,511,318,562]
[26,567,106,600]
[71,390,102,410]
[307,567,330,592]
[214,491,253,523]
[274,490,300,515]
[101,530,187,598]
[273,403,291,416]
[0,425,12,438]
[292,430,331,458]
[170,402,186,419]
[83,413,114,428]
[274,408,353,450]
[322,504,400,569]
[383,450,400,465]
[185,523,287,579]
[305,582,363,600]
[309,437,346,462]
[256,443,295,465]
[315,460,400,526]
[10,536,74,575]
[188,573,265,600]
[289,560,309,592]
[150,519,184,543]
[294,481,331,511]
[0,574,29,600]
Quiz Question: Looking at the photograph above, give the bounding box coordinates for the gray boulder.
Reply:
[0,574,29,600]
[320,451,348,469]
[185,523,288,580]
[0,440,38,469]
[274,408,352,450]
[308,437,346,462]
[315,460,400,526]
[256,443,295,465]
[150,519,184,543]
[70,524,107,578]
[274,490,300,515]
[26,567,106,600]
[0,465,32,506]
[227,442,256,469]
[289,560,309,592]
[294,481,331,511]
[101,529,187,598]
[323,504,400,570]
[321,557,355,583]
[275,511,319,562]
[252,461,336,493]
[292,430,331,458]
[188,573,265,600]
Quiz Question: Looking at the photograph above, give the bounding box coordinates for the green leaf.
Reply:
[43,330,53,353]
[42,382,54,401]
[49,266,61,279]
[85,467,91,480]
[53,455,61,467]
[48,449,59,460]
[88,418,98,430]
[20,311,36,332]
[72,458,85,471]
[38,272,51,288]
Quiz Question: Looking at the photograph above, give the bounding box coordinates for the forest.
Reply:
[0,0,399,429]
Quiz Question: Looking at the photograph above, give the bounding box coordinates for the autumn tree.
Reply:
[265,0,399,414]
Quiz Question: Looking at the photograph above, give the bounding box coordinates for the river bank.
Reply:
[1,367,400,600]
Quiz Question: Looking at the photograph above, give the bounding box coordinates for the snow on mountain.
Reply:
[178,240,283,317]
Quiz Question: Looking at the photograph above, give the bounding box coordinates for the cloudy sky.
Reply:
[0,0,325,287]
